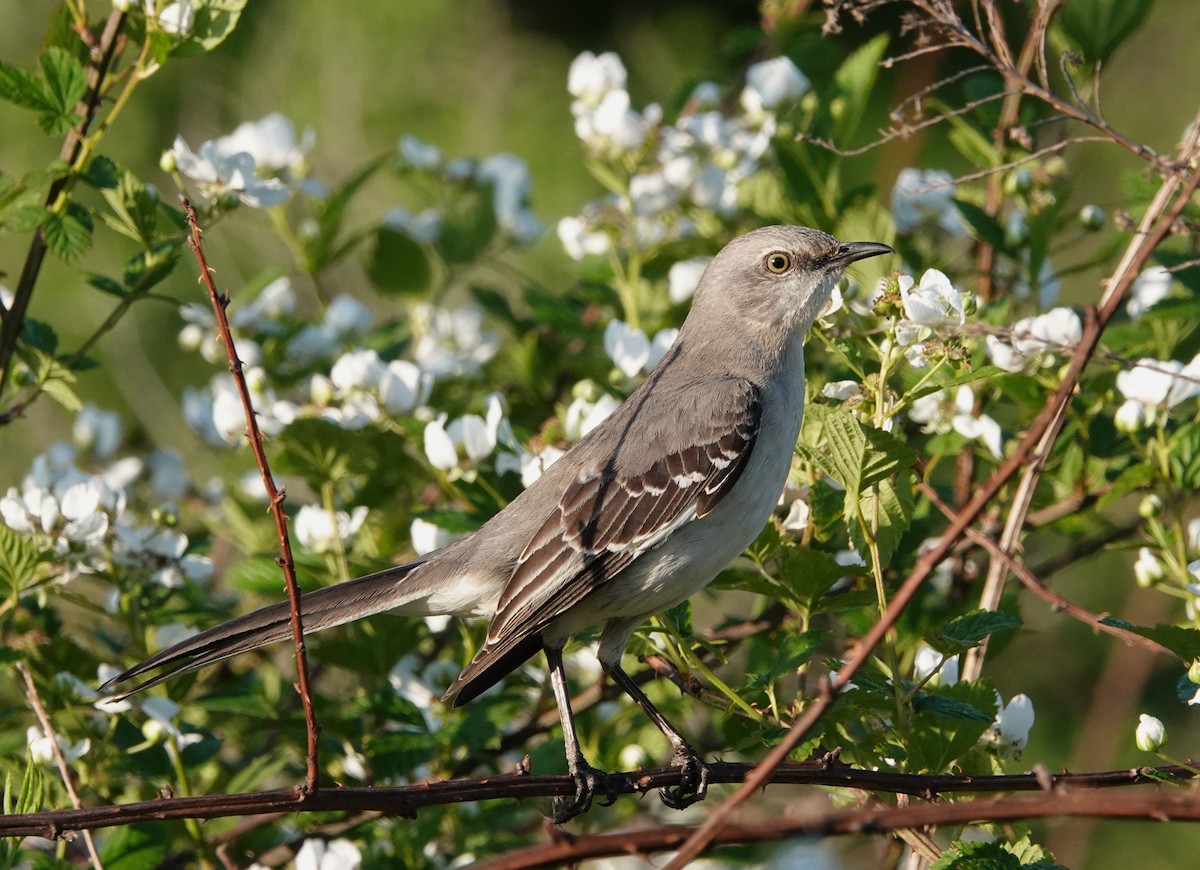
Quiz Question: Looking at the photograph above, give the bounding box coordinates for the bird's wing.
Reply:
[445,378,762,702]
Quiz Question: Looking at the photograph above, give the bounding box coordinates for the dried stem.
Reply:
[182,199,321,794]
[17,662,105,869]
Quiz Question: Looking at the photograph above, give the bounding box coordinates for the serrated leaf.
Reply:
[848,471,915,566]
[81,155,120,189]
[42,205,92,261]
[930,610,1022,655]
[86,272,127,299]
[369,227,432,295]
[21,318,58,355]
[0,58,55,113]
[1096,462,1155,511]
[781,546,858,615]
[908,679,999,773]
[801,406,917,494]
[123,241,181,293]
[15,758,45,815]
[35,47,87,135]
[930,840,1022,869]
[1112,622,1200,660]
[0,524,40,595]
[913,692,995,723]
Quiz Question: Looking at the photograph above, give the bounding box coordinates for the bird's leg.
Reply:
[603,662,710,810]
[545,646,612,823]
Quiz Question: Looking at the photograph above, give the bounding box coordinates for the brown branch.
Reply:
[918,481,1173,659]
[0,10,127,399]
[17,663,105,869]
[470,787,1200,870]
[663,119,1200,870]
[182,200,320,794]
[0,760,1193,840]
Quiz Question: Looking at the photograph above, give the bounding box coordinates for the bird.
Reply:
[102,225,893,821]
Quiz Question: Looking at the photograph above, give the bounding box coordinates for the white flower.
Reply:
[498,443,565,488]
[668,257,711,304]
[27,726,90,766]
[557,215,611,260]
[330,349,386,393]
[574,88,659,154]
[294,505,368,553]
[603,320,650,378]
[891,168,964,236]
[565,394,621,441]
[151,0,194,35]
[74,404,122,459]
[230,277,296,328]
[910,386,1003,459]
[214,114,313,175]
[1135,713,1166,752]
[568,51,627,107]
[382,206,442,244]
[412,304,498,378]
[287,324,340,365]
[2,486,56,534]
[410,518,463,556]
[899,270,964,326]
[993,693,1034,750]
[781,499,809,533]
[379,360,426,414]
[1127,266,1173,321]
[398,134,442,169]
[1117,359,1183,409]
[914,644,959,687]
[987,308,1083,372]
[630,171,679,217]
[1134,547,1164,587]
[478,153,541,244]
[295,837,362,870]
[324,295,374,337]
[740,57,809,119]
[167,135,290,209]
[821,380,861,401]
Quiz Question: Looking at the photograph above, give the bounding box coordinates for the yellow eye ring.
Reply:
[765,251,792,274]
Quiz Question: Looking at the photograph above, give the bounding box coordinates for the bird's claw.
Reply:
[553,764,614,823]
[658,745,710,810]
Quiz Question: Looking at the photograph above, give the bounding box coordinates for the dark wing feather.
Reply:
[444,379,762,702]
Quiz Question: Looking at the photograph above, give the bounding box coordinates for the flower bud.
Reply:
[1138,494,1163,519]
[1114,400,1145,434]
[1135,713,1166,752]
[159,149,177,174]
[1134,548,1164,588]
[142,719,168,745]
[1188,660,1200,685]
[1079,204,1106,230]
[1004,168,1034,195]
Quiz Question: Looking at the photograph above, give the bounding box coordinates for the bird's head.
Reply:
[691,225,894,342]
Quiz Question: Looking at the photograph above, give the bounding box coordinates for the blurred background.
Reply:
[3,2,1200,866]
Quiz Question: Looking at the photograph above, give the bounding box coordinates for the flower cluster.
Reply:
[0,405,210,589]
[558,51,808,259]
[164,113,313,209]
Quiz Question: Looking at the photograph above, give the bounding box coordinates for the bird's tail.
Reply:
[100,561,426,700]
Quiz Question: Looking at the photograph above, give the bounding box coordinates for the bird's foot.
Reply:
[552,764,616,823]
[659,744,710,810]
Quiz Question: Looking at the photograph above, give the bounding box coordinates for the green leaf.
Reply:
[21,318,58,355]
[122,241,182,293]
[850,471,914,566]
[42,203,93,261]
[98,824,167,870]
[0,58,55,113]
[800,406,918,495]
[781,546,859,616]
[1096,462,1155,511]
[172,0,249,56]
[86,272,127,299]
[1099,619,1200,660]
[930,840,1021,870]
[1056,0,1154,63]
[0,524,40,595]
[931,610,1022,655]
[1168,423,1200,490]
[369,227,432,296]
[831,34,889,145]
[912,692,996,723]
[81,155,120,189]
[954,199,1012,256]
[36,47,88,135]
[438,186,498,264]
[908,679,999,772]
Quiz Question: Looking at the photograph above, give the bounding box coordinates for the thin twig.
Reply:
[182,199,321,794]
[17,662,105,870]
[0,10,127,398]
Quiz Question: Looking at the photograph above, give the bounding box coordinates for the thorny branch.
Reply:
[183,200,321,794]
[0,760,1193,840]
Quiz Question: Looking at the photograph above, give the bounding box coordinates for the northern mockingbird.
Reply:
[103,225,893,820]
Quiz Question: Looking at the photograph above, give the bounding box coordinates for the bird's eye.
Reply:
[765,252,792,274]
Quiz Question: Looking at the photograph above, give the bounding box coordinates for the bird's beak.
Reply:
[828,241,895,267]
